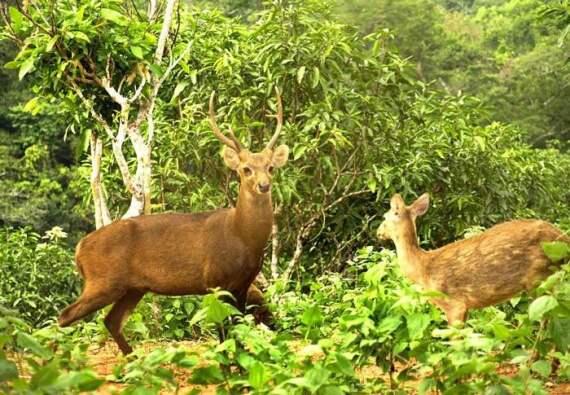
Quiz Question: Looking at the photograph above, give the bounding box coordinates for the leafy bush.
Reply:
[148,1,570,277]
[0,306,104,394]
[0,227,80,327]
[4,0,569,280]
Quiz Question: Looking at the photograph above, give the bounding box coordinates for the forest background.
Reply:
[1,0,570,393]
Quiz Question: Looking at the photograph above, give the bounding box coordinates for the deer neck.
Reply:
[393,222,427,284]
[232,186,273,252]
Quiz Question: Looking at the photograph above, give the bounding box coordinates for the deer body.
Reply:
[75,206,269,298]
[59,91,288,354]
[378,193,569,323]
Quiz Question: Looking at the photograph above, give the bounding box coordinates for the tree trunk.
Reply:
[89,133,111,229]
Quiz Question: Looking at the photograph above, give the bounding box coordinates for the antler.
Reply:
[209,91,243,152]
[265,87,283,150]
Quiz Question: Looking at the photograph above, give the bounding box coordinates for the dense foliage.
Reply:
[1,241,569,393]
[335,0,570,147]
[1,0,569,393]
[0,227,80,326]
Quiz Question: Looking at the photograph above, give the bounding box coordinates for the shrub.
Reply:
[0,227,80,327]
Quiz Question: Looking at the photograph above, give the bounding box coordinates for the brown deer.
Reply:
[58,91,289,354]
[377,193,570,324]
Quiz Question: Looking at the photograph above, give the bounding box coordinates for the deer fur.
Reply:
[377,193,570,324]
[58,91,288,354]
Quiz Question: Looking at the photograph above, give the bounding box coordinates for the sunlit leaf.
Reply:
[529,295,558,321]
[131,46,144,60]
[531,360,551,378]
[19,56,34,80]
[101,8,128,26]
[542,241,570,262]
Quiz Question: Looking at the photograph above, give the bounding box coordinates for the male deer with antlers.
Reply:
[377,193,570,324]
[58,91,289,355]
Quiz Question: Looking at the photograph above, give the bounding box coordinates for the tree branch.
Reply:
[282,189,371,282]
[154,0,177,64]
[270,205,282,278]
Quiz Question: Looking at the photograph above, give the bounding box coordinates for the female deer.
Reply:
[377,193,569,323]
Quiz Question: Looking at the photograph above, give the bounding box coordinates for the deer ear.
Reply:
[390,194,405,211]
[410,193,430,217]
[222,146,240,170]
[271,144,289,168]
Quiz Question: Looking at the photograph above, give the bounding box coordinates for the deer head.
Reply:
[209,90,289,195]
[377,193,430,241]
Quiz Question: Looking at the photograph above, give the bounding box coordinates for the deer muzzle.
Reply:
[377,222,389,240]
[258,183,271,193]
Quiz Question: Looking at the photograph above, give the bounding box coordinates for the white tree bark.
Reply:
[89,133,111,229]
[69,0,189,224]
[270,205,281,278]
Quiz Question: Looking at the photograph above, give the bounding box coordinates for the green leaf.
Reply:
[131,46,144,60]
[248,361,267,389]
[19,56,35,80]
[64,371,104,391]
[418,378,436,395]
[30,361,59,389]
[531,360,551,378]
[407,313,430,340]
[297,66,306,84]
[484,384,511,395]
[491,323,511,340]
[9,7,24,31]
[0,359,18,382]
[333,353,354,376]
[549,318,570,351]
[542,241,570,262]
[81,129,92,153]
[305,366,330,392]
[73,31,90,43]
[206,298,231,323]
[199,293,238,324]
[101,8,128,26]
[321,386,345,395]
[149,63,164,77]
[17,332,51,358]
[377,315,401,334]
[474,135,486,151]
[311,67,320,88]
[529,295,558,321]
[189,365,224,385]
[3,60,19,70]
[23,97,40,114]
[171,82,189,102]
[367,175,377,192]
[46,35,59,52]
[301,305,323,326]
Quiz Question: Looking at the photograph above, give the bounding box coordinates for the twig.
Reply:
[282,190,371,281]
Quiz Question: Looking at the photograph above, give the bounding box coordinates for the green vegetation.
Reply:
[335,0,570,146]
[1,245,570,393]
[1,0,569,393]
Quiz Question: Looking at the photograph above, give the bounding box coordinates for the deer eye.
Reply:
[268,166,274,173]
[243,167,253,176]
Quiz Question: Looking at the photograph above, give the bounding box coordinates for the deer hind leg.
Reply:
[444,302,468,326]
[104,290,145,355]
[58,285,125,327]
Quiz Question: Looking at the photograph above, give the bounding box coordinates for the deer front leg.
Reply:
[433,298,468,325]
[247,284,274,327]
